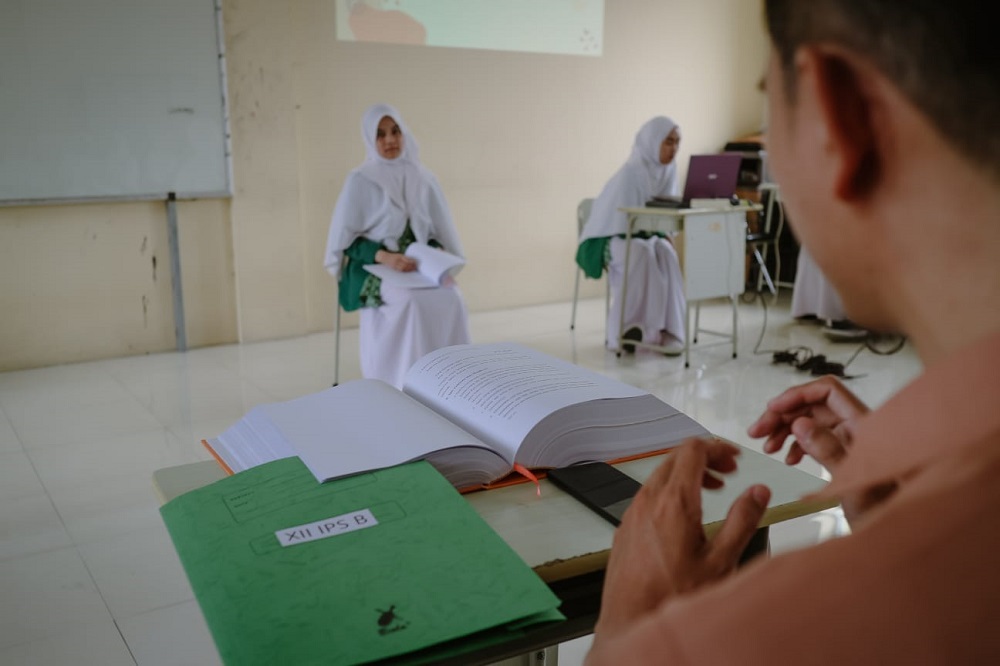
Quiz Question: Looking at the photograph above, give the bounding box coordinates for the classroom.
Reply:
[0,0,771,370]
[0,1,929,664]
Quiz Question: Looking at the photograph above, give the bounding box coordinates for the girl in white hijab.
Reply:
[577,116,687,355]
[325,103,470,388]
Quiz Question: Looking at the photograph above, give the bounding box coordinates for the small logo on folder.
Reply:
[376,605,409,636]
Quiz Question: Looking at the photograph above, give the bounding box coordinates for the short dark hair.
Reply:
[765,0,1000,178]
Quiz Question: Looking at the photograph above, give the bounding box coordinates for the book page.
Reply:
[362,242,464,288]
[261,379,509,485]
[402,343,649,462]
[362,263,438,288]
[406,242,465,281]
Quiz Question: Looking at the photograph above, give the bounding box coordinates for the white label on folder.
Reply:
[275,509,378,547]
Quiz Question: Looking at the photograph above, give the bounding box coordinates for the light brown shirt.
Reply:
[588,331,1000,664]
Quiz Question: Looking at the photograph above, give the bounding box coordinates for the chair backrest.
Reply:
[577,198,594,234]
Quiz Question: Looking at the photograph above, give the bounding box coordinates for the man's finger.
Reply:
[790,417,848,468]
[765,377,840,414]
[751,405,812,445]
[666,439,710,491]
[785,440,806,465]
[762,427,791,454]
[642,434,719,493]
[703,439,741,474]
[710,484,770,564]
[747,409,784,438]
[638,445,680,493]
[660,440,709,538]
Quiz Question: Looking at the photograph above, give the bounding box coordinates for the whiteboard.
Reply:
[0,0,230,204]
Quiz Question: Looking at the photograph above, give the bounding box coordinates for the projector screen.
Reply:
[336,0,604,56]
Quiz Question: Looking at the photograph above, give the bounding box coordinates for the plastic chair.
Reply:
[569,198,609,330]
[746,184,785,297]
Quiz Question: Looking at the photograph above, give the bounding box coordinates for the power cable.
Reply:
[744,288,905,380]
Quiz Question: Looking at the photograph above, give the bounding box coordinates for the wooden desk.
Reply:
[618,203,761,367]
[154,447,832,665]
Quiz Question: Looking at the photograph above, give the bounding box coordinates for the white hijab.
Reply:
[357,103,424,212]
[324,104,463,276]
[580,116,680,241]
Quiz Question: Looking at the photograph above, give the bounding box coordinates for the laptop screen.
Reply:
[682,154,743,201]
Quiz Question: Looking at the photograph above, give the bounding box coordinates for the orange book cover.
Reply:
[202,438,678,495]
[201,439,235,476]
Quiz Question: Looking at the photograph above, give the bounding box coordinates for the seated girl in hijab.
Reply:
[324,104,470,388]
[576,116,686,355]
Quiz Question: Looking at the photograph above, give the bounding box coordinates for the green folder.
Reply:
[160,458,563,665]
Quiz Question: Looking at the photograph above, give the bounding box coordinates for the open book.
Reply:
[204,343,710,489]
[362,241,464,288]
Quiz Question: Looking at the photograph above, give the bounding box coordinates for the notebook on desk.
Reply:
[160,458,564,665]
[647,153,743,208]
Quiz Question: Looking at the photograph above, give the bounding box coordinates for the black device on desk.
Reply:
[547,462,643,526]
[646,196,685,208]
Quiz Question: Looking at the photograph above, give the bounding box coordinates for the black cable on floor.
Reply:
[744,290,905,379]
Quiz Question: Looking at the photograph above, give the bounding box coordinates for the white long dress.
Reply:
[605,236,686,349]
[579,116,687,350]
[791,247,846,322]
[325,104,470,388]
[359,283,469,389]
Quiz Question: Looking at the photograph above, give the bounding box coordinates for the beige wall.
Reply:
[0,199,236,371]
[0,0,769,372]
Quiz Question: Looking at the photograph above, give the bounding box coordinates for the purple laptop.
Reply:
[648,153,743,207]
[682,153,743,202]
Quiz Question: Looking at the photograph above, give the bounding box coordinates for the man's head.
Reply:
[766,1,999,180]
[763,1,1000,338]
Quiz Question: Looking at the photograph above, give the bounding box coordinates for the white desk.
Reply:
[154,446,828,583]
[618,203,761,367]
[154,447,830,664]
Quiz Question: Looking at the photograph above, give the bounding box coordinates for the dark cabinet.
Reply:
[724,136,800,288]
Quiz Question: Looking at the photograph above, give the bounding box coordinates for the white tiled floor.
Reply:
[0,294,921,665]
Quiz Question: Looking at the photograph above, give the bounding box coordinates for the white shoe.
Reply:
[662,336,684,357]
[821,321,867,342]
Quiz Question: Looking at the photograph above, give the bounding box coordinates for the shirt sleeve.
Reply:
[338,237,383,312]
[576,237,609,279]
[343,236,381,265]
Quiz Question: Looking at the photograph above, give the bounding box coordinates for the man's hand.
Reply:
[748,375,868,466]
[593,438,770,640]
[747,375,891,523]
[374,249,417,272]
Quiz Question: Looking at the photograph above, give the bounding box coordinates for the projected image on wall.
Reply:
[336,0,604,56]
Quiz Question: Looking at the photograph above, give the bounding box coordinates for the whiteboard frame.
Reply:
[0,0,233,206]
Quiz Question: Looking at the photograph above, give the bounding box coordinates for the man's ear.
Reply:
[795,47,880,201]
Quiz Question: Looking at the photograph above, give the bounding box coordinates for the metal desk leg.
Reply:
[731,294,739,358]
[684,302,691,368]
[616,216,635,357]
[693,302,701,344]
